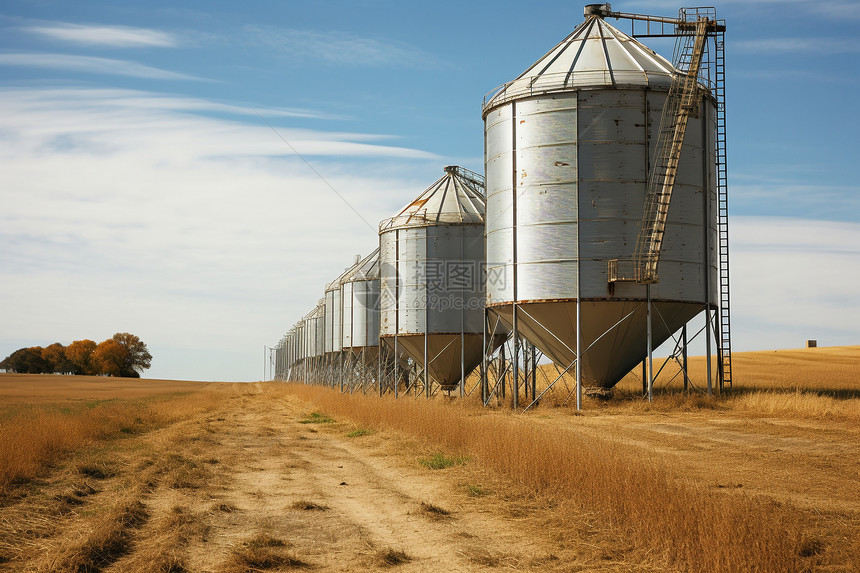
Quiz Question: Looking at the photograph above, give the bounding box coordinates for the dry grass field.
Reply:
[0,346,857,572]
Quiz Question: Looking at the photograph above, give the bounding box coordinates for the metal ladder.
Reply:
[714,29,733,389]
[634,18,710,283]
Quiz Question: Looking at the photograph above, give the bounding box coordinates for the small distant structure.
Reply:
[807,340,818,348]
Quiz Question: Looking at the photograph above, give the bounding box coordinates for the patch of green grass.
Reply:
[465,484,488,497]
[418,453,469,470]
[346,428,372,437]
[298,412,334,424]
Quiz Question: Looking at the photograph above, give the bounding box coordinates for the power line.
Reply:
[255,111,376,232]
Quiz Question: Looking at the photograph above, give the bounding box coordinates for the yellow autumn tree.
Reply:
[65,339,97,375]
[92,339,127,377]
[111,332,152,377]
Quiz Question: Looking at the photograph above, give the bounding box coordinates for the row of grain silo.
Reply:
[276,165,498,397]
[273,4,732,407]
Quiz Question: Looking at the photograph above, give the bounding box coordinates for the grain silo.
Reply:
[379,166,499,392]
[339,249,381,391]
[482,5,728,393]
[342,249,381,358]
[324,256,365,386]
[275,332,289,380]
[302,300,326,382]
[290,321,305,381]
[286,329,297,381]
[324,257,365,355]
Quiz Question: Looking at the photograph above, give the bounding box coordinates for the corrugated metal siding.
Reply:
[341,282,355,349]
[324,287,342,353]
[346,279,380,348]
[485,87,716,304]
[396,228,427,335]
[379,231,398,337]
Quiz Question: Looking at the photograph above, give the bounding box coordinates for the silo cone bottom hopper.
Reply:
[385,333,504,391]
[489,300,704,389]
[347,346,378,363]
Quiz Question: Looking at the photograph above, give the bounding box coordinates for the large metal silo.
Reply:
[341,249,381,358]
[301,300,326,382]
[324,256,363,356]
[379,166,498,391]
[294,321,307,381]
[482,12,718,389]
[289,322,304,381]
[313,300,326,359]
[285,329,297,380]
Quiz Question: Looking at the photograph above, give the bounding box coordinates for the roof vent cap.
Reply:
[584,3,611,17]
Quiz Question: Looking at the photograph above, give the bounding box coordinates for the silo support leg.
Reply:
[512,304,519,410]
[682,325,689,392]
[705,305,713,396]
[647,284,654,403]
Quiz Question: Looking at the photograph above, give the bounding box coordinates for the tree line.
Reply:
[0,333,152,378]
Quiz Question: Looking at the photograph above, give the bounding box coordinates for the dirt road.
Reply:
[4,378,857,571]
[3,386,591,573]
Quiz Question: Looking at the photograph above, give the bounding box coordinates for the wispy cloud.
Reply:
[818,0,860,21]
[731,178,860,222]
[736,37,860,55]
[3,87,339,120]
[733,68,858,84]
[622,0,860,23]
[0,53,202,80]
[0,87,439,160]
[22,23,177,48]
[730,216,860,350]
[0,87,438,379]
[244,26,443,68]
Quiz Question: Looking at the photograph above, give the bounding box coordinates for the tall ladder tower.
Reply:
[713,23,732,389]
[596,4,732,390]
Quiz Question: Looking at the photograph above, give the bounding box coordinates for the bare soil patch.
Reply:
[0,385,584,572]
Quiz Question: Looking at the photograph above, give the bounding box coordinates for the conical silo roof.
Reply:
[379,166,485,232]
[483,14,675,113]
[304,299,325,320]
[342,248,380,282]
[325,255,364,293]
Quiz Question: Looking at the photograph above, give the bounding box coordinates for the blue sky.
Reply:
[1,1,858,381]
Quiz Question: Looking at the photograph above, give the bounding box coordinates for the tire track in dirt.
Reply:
[1,389,589,572]
[185,393,558,571]
[288,430,521,571]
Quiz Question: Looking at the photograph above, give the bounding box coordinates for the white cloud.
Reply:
[729,216,860,351]
[733,68,856,84]
[731,179,860,220]
[818,1,860,21]
[0,88,437,159]
[23,23,177,48]
[611,1,860,26]
[0,53,202,80]
[735,37,860,55]
[0,87,440,381]
[0,87,339,120]
[244,26,443,68]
